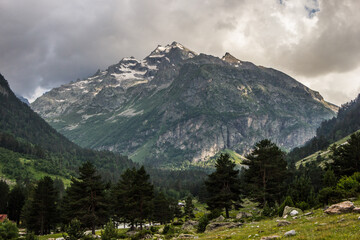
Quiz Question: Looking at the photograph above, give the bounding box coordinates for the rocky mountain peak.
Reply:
[222,52,242,65]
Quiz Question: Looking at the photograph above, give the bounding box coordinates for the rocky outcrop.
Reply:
[181,220,199,231]
[282,206,303,217]
[324,201,355,214]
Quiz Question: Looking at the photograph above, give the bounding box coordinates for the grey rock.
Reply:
[261,235,280,240]
[182,220,199,231]
[205,222,242,232]
[284,230,296,237]
[324,201,355,214]
[283,206,302,217]
[276,220,291,227]
[177,234,196,239]
[213,215,225,222]
[352,207,360,213]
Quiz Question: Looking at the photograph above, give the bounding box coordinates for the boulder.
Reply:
[181,220,199,231]
[236,212,252,219]
[282,206,302,217]
[177,234,196,239]
[205,222,242,232]
[260,235,280,240]
[353,207,360,213]
[214,215,225,222]
[304,212,313,216]
[276,220,291,227]
[284,230,296,237]
[324,201,355,214]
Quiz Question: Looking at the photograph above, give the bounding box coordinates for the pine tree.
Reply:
[243,139,288,207]
[113,166,153,230]
[62,162,107,234]
[184,196,195,220]
[331,132,360,177]
[7,184,25,224]
[26,176,58,235]
[152,192,173,224]
[205,153,242,218]
[0,180,9,213]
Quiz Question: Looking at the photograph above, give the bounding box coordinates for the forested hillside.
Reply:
[288,94,360,163]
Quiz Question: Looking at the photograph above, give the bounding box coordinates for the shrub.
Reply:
[63,218,85,240]
[207,208,222,220]
[318,187,344,205]
[296,201,310,211]
[197,215,209,233]
[162,224,175,235]
[0,220,19,240]
[101,220,118,240]
[262,201,278,217]
[278,196,294,216]
[25,232,39,240]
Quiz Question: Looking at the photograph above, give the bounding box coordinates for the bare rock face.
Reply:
[324,201,355,214]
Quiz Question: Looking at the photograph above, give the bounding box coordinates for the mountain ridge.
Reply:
[31,42,338,167]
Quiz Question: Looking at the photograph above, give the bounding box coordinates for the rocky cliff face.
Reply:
[31,42,337,167]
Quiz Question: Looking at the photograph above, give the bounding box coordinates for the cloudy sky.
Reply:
[1,0,360,105]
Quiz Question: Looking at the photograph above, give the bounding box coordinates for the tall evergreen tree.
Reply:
[113,166,153,229]
[152,192,173,224]
[243,139,288,207]
[184,196,195,220]
[26,176,58,235]
[331,132,360,177]
[62,162,107,234]
[205,153,242,218]
[0,180,9,213]
[7,184,25,224]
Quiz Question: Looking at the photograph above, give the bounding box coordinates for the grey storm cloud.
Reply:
[0,0,360,105]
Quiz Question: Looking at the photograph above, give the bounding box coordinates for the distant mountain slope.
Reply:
[288,94,360,163]
[0,73,134,182]
[31,42,337,168]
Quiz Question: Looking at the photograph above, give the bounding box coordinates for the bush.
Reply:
[0,220,19,240]
[25,232,39,240]
[207,209,222,220]
[131,230,152,240]
[278,196,294,216]
[150,226,159,234]
[197,215,209,233]
[262,202,278,217]
[296,201,310,211]
[101,221,118,240]
[162,224,175,235]
[63,218,85,240]
[318,187,344,205]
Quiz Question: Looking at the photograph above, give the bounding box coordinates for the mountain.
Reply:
[31,42,337,168]
[0,73,133,182]
[15,94,30,105]
[288,93,360,163]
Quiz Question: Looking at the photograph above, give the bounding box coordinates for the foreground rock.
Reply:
[205,222,242,232]
[284,230,296,237]
[261,235,280,240]
[324,201,355,214]
[236,212,252,219]
[282,206,303,217]
[276,220,291,227]
[182,220,199,231]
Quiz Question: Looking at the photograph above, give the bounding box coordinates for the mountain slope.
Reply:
[288,94,360,163]
[31,42,337,168]
[0,73,134,182]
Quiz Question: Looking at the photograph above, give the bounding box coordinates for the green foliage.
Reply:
[0,180,9,213]
[101,220,119,240]
[7,184,25,224]
[262,201,278,217]
[0,220,19,240]
[323,169,337,188]
[26,176,58,235]
[152,192,174,224]
[131,230,152,240]
[197,214,209,233]
[63,218,85,240]
[278,196,294,216]
[112,166,154,229]
[24,232,39,240]
[62,162,107,235]
[244,139,288,207]
[331,132,360,176]
[318,187,344,205]
[207,208,222,220]
[184,196,195,220]
[205,153,242,218]
[162,224,175,235]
